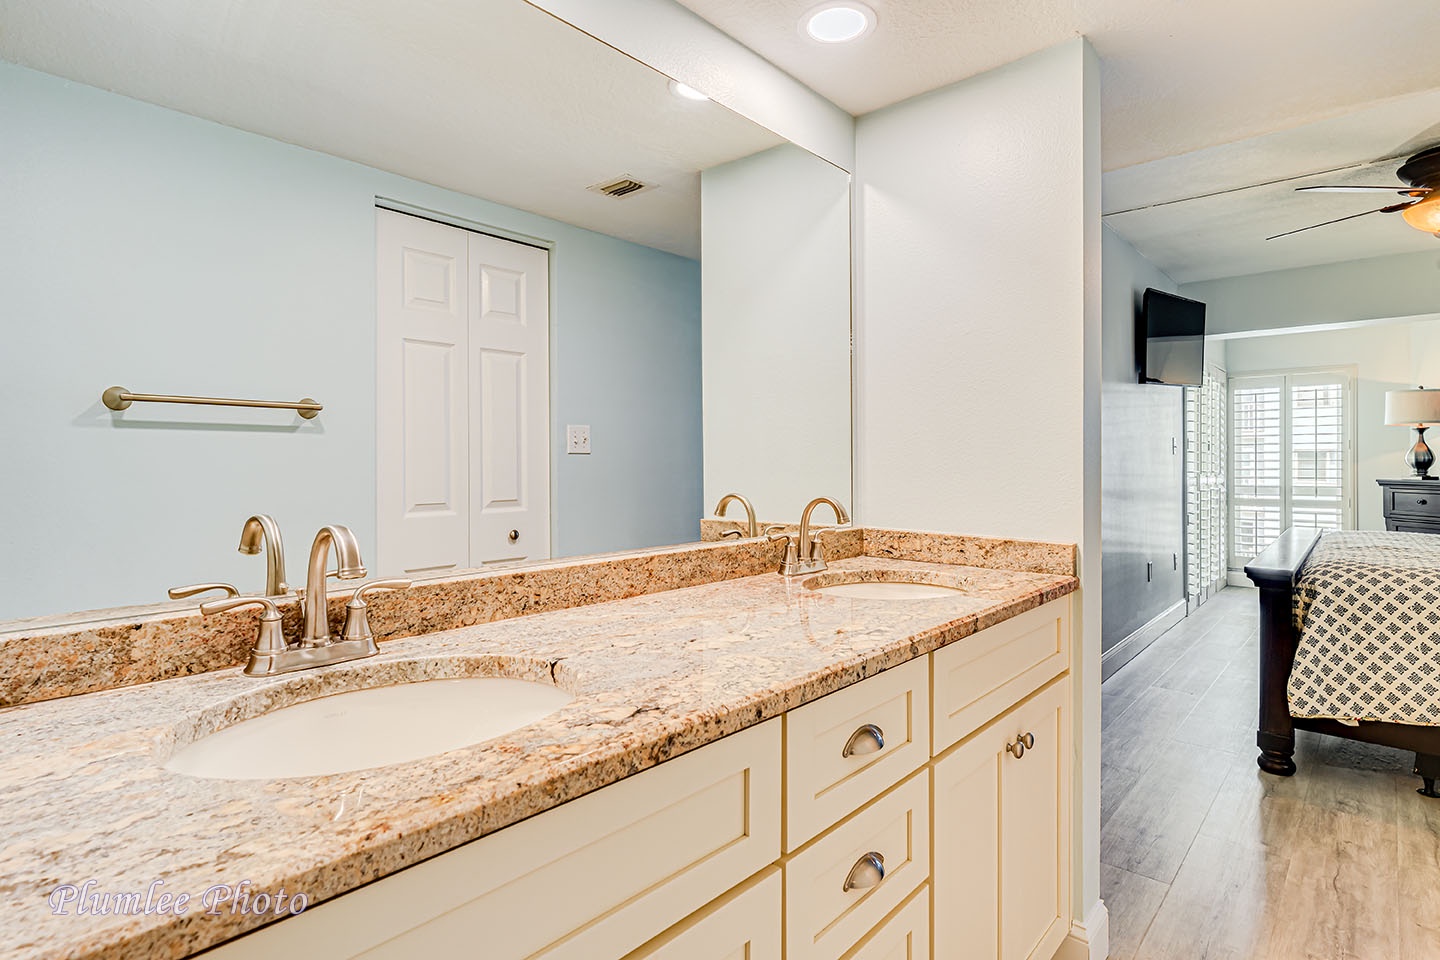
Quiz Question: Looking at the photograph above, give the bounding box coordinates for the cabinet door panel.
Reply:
[622,868,781,960]
[932,722,1001,960]
[999,681,1069,960]
[932,679,1070,960]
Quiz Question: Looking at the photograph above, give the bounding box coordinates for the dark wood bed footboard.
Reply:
[1244,526,1440,796]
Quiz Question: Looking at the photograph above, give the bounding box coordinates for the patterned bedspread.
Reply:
[1288,531,1440,725]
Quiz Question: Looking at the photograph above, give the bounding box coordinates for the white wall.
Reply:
[527,0,855,171]
[1100,227,1186,655]
[1180,249,1440,337]
[854,38,1105,949]
[701,144,852,521]
[1222,317,1440,531]
[0,62,701,620]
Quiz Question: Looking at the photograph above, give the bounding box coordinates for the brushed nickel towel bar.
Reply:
[101,386,322,419]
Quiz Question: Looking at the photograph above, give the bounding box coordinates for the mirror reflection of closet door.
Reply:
[376,208,550,576]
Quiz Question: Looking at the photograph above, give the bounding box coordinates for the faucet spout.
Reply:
[237,514,288,596]
[301,525,366,645]
[798,497,850,555]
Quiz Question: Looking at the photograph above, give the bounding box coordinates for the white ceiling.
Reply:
[673,0,1440,283]
[0,0,784,258]
[1104,87,1440,283]
[672,0,1440,172]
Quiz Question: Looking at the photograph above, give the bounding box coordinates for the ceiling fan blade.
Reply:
[1297,185,1431,195]
[1266,201,1417,241]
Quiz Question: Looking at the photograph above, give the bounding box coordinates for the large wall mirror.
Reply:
[0,0,852,624]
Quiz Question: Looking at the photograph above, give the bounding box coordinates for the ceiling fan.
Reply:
[1268,145,1440,240]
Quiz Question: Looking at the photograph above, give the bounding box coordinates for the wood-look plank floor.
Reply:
[1101,586,1440,960]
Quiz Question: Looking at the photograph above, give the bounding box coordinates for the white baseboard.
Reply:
[1054,899,1109,960]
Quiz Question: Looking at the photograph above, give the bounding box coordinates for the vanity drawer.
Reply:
[785,657,929,851]
[784,769,930,960]
[932,599,1069,754]
[842,884,930,960]
[622,867,781,960]
[208,720,781,960]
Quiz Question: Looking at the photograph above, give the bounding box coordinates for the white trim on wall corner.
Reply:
[1055,899,1110,960]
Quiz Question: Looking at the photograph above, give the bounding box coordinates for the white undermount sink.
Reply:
[804,570,968,600]
[809,581,963,600]
[165,677,574,780]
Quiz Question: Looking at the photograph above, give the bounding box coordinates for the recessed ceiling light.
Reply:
[803,2,876,43]
[668,79,710,102]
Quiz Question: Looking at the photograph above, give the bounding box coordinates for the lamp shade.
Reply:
[1385,388,1440,426]
[1402,194,1440,235]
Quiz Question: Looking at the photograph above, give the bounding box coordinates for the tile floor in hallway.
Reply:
[1101,586,1440,960]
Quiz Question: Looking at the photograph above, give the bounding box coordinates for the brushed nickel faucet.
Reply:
[238,514,288,596]
[714,492,759,539]
[771,496,851,576]
[195,524,410,677]
[300,524,366,646]
[168,513,289,601]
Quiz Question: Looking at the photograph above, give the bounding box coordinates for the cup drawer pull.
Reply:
[842,723,885,758]
[843,851,885,892]
[1006,731,1036,759]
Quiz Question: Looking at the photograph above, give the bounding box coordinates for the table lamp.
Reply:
[1385,387,1440,479]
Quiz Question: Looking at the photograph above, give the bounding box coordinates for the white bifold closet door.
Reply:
[375,208,550,576]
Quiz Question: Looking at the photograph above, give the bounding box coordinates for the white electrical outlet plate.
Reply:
[566,424,591,454]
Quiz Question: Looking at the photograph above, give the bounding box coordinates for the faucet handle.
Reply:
[768,531,800,568]
[341,579,412,642]
[198,596,288,657]
[168,582,239,601]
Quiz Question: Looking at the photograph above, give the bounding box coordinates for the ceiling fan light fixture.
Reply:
[1401,194,1440,236]
[803,3,876,43]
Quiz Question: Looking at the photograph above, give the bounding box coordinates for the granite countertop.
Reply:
[0,555,1075,960]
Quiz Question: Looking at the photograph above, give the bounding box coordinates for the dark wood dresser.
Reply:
[1378,478,1440,533]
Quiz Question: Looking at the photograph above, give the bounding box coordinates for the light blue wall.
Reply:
[0,62,701,620]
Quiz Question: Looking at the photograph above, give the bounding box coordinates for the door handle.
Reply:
[1006,731,1035,759]
[508,530,520,543]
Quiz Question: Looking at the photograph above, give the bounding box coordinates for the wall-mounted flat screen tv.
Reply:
[1141,288,1206,386]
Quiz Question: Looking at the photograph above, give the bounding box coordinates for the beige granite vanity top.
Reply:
[0,549,1075,960]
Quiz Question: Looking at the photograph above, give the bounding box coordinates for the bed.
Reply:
[1245,527,1440,797]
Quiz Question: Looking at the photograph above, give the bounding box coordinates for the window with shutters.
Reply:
[1228,369,1354,570]
[1186,364,1228,608]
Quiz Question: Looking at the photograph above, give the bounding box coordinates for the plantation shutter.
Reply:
[1229,371,1352,569]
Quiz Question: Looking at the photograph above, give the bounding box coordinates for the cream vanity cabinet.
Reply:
[932,602,1073,960]
[210,598,1070,960]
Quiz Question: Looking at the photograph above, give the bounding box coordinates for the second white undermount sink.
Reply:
[165,677,574,780]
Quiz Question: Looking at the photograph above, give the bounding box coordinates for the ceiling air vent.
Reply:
[588,176,654,199]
